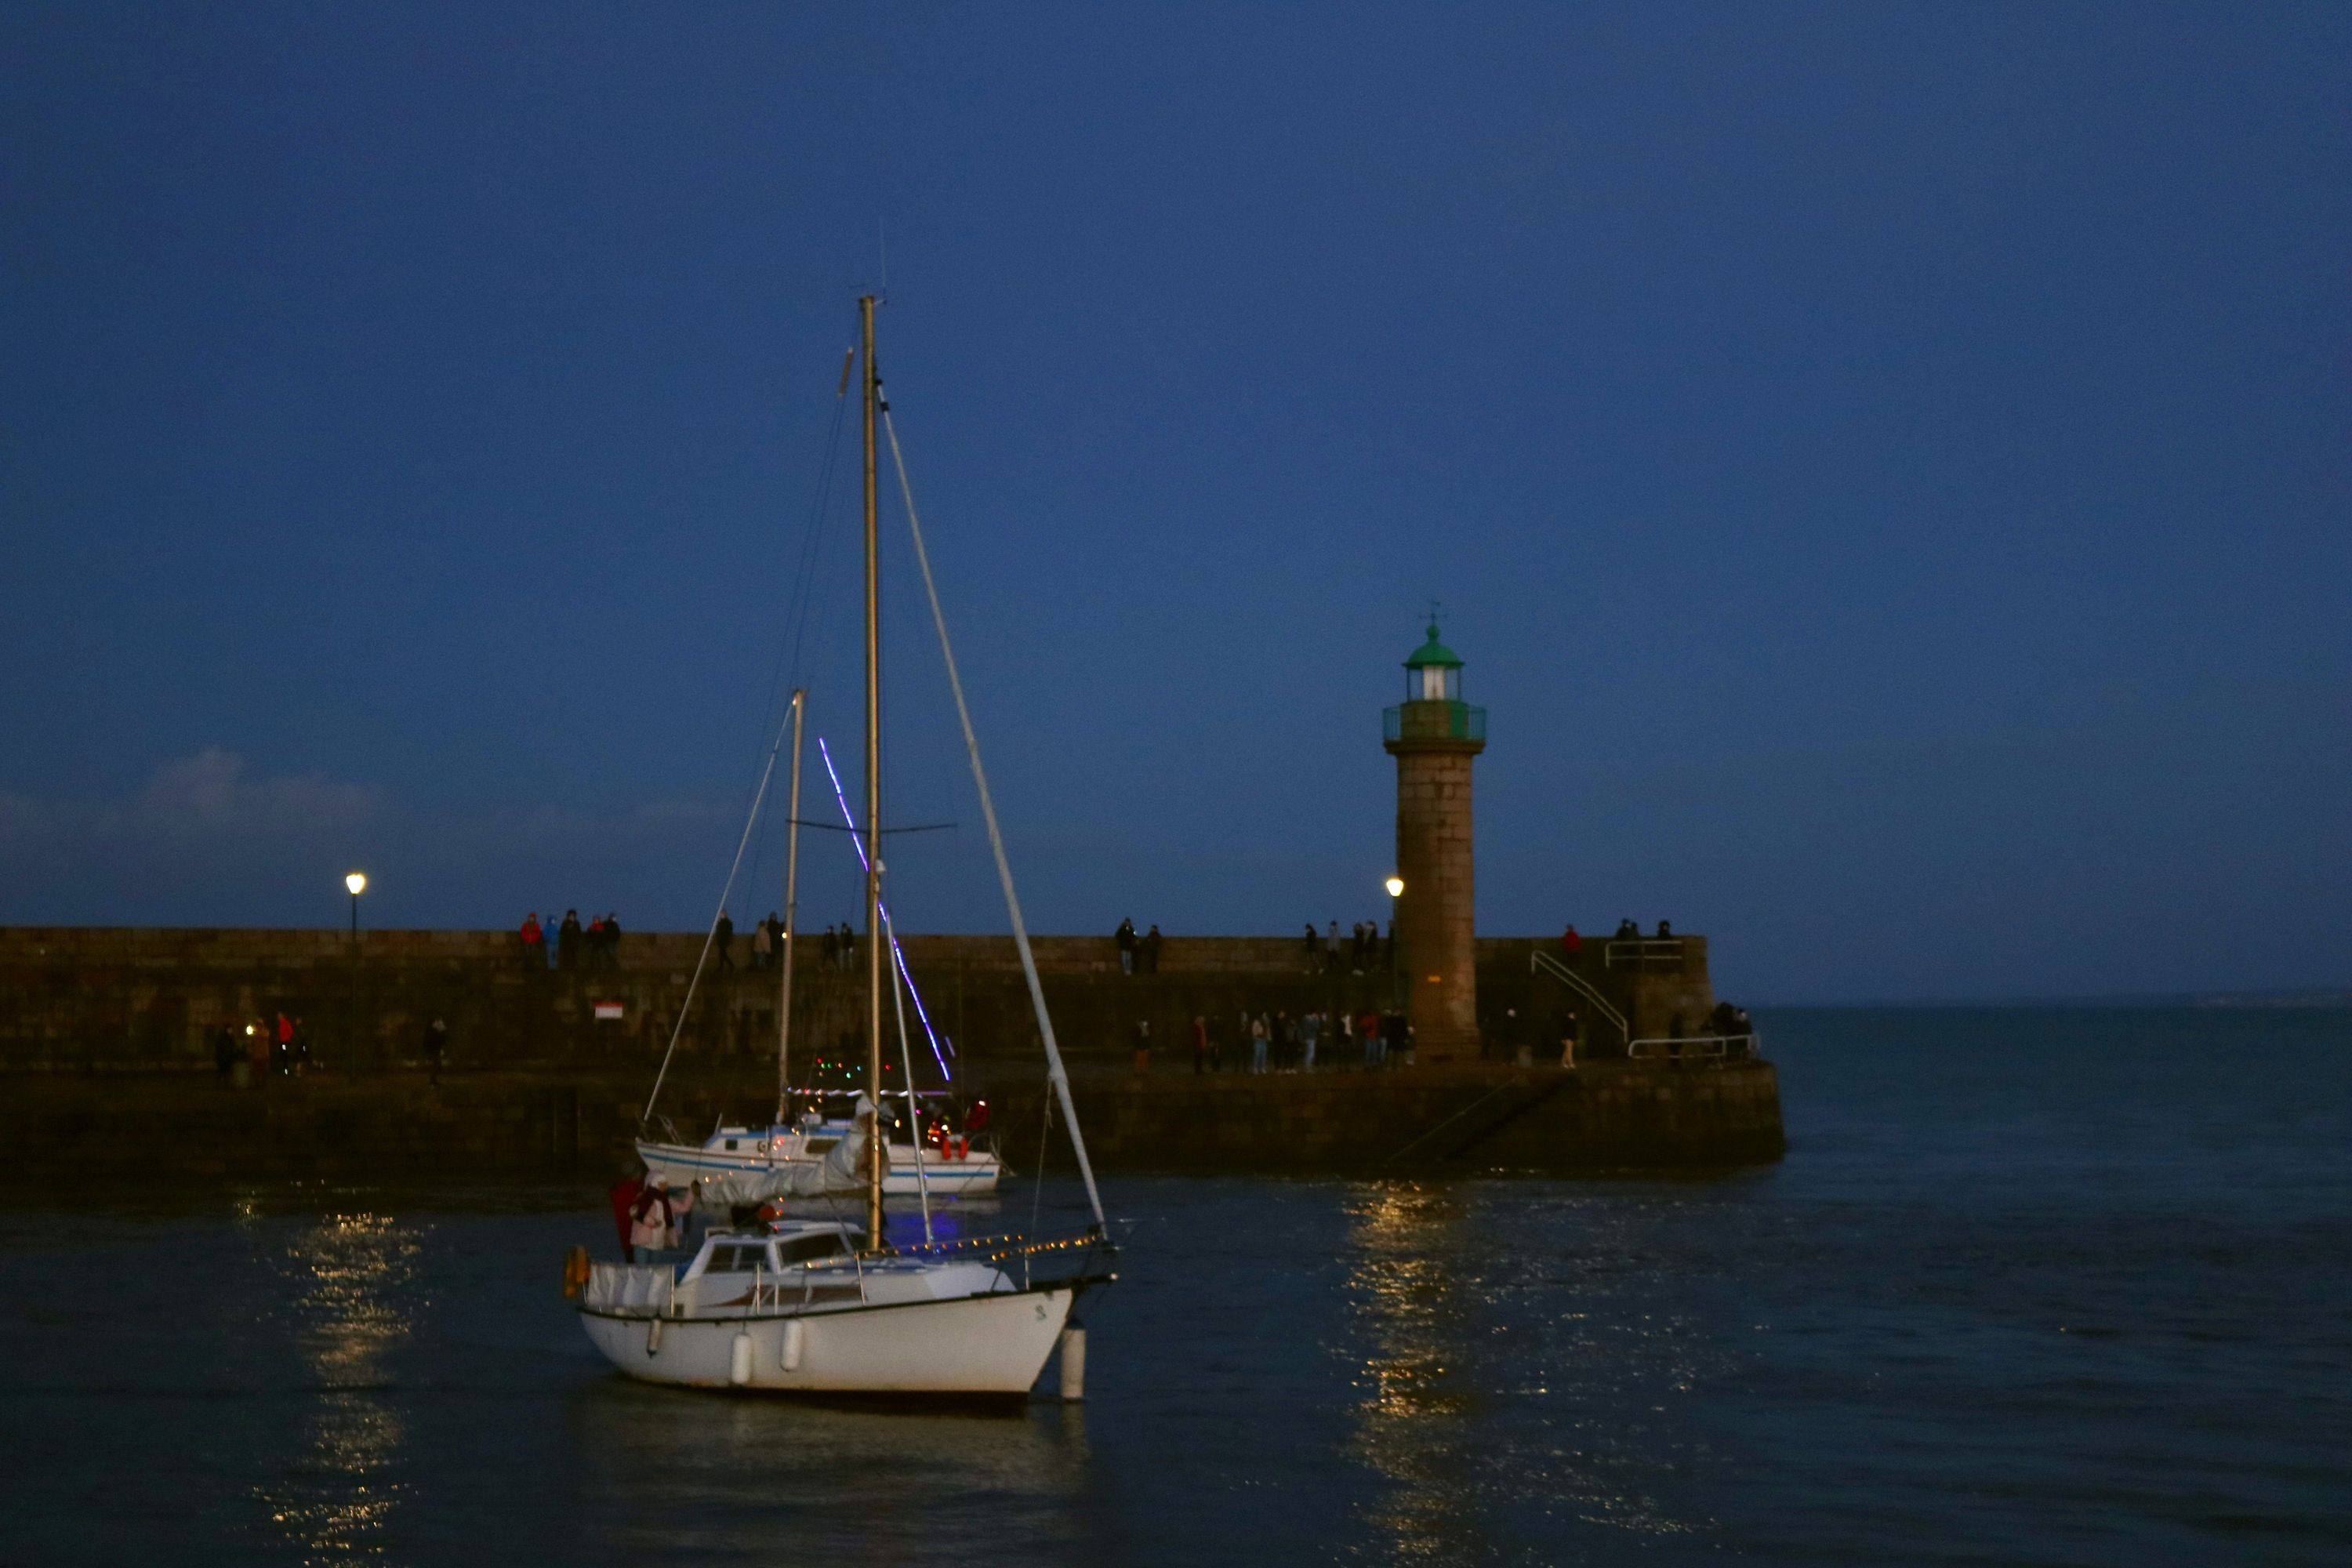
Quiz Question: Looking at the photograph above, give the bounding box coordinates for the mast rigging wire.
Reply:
[882,406,1107,1232]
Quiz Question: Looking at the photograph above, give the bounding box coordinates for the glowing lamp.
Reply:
[1384,877,1404,898]
[344,872,368,896]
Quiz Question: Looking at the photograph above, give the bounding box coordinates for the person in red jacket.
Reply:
[1560,923,1582,961]
[520,912,544,971]
[608,1171,644,1261]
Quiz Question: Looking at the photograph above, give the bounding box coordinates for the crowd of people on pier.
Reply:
[209,1012,314,1085]
[1303,920,1396,975]
[1143,1007,1414,1076]
[522,908,872,976]
[517,909,624,971]
[1112,919,1399,977]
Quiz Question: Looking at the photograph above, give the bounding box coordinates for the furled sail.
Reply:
[691,1106,890,1208]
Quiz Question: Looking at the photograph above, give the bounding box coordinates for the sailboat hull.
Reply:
[636,1138,1004,1198]
[579,1284,1076,1395]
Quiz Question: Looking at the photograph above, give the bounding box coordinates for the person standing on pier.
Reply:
[751,916,773,971]
[713,909,735,971]
[1115,917,1138,975]
[1143,924,1163,974]
[1560,923,1581,962]
[519,912,543,971]
[558,909,582,970]
[1300,1009,1322,1072]
[1250,1013,1269,1074]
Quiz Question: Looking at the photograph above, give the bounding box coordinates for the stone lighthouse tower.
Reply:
[1384,618,1486,1060]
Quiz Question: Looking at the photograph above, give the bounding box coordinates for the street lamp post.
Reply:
[345,872,367,1069]
[1383,876,1404,1011]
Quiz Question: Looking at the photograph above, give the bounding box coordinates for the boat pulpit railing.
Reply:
[888,1226,1121,1292]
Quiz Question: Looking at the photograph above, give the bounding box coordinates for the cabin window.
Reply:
[724,1138,739,1151]
[776,1233,848,1265]
[705,1244,761,1273]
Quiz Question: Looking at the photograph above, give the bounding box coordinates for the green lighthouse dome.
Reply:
[1403,619,1463,670]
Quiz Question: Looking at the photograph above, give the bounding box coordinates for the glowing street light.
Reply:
[1383,876,1405,1009]
[344,871,368,1066]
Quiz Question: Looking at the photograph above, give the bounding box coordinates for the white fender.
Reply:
[729,1330,754,1386]
[782,1318,806,1372]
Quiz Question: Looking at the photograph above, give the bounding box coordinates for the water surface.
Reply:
[4,1007,2347,1565]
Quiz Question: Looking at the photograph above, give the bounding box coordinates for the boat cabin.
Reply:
[685,1220,866,1281]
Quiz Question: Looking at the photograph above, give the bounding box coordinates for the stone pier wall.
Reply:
[0,925,1725,1075]
[2,1060,1784,1181]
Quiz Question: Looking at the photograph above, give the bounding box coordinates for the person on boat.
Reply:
[964,1098,990,1137]
[628,1174,677,1258]
[610,1170,644,1261]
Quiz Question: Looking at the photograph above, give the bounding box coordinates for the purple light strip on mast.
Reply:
[816,737,956,1078]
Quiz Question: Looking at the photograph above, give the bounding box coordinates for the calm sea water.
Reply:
[4,1007,2348,1566]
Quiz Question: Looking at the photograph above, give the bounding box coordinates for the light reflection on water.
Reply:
[1341,1183,1726,1561]
[1345,1183,1479,1562]
[252,1211,422,1565]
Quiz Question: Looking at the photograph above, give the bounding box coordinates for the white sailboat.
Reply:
[575,295,1113,1397]
[631,683,1004,1201]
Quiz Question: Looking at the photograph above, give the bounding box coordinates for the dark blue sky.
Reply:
[4,5,2347,1002]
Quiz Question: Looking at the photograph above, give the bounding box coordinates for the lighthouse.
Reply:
[1384,618,1486,1060]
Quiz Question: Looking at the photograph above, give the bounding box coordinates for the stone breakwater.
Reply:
[2,924,1779,1176]
[0,926,1722,1074]
[3,1062,1784,1181]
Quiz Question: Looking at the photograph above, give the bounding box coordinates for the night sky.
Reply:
[4,5,2346,1003]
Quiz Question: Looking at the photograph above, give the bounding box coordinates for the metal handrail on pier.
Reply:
[1625,1033,1760,1062]
[1529,950,1631,1048]
[1606,938,1686,969]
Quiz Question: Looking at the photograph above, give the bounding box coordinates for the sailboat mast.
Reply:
[774,688,804,1126]
[861,294,885,1248]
